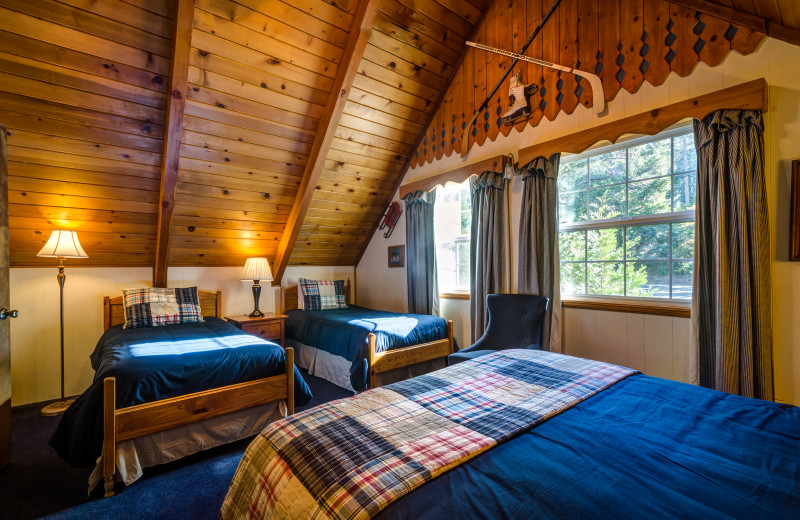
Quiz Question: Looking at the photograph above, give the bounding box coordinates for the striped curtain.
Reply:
[469,171,510,343]
[518,153,561,351]
[403,189,438,316]
[691,110,773,400]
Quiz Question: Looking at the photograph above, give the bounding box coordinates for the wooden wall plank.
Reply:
[542,0,561,121]
[577,0,599,109]
[698,12,733,66]
[620,0,645,94]
[558,0,579,114]
[670,4,700,76]
[643,0,672,86]
[496,0,514,136]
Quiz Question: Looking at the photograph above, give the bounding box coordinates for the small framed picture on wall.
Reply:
[388,245,405,267]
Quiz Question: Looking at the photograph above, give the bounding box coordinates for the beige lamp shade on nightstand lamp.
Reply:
[37,230,89,416]
[241,257,273,318]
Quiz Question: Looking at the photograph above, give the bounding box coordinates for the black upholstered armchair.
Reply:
[448,294,549,365]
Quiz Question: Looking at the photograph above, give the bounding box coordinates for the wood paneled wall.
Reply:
[290,0,488,266]
[1,0,487,269]
[1,0,171,266]
[0,0,775,268]
[410,0,765,167]
[169,0,354,266]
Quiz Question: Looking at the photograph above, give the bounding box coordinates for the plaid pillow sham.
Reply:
[298,278,347,311]
[122,286,204,329]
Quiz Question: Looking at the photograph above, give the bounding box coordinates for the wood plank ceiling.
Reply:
[1,0,487,276]
[0,0,790,277]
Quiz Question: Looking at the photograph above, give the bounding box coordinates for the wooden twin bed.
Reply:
[98,291,296,497]
[281,280,454,390]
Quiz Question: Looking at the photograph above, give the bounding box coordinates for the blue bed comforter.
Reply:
[50,317,312,467]
[285,305,451,391]
[377,373,800,519]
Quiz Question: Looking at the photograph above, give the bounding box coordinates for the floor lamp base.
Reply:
[41,397,77,416]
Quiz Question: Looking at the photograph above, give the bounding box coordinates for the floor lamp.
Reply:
[241,257,273,318]
[37,230,88,416]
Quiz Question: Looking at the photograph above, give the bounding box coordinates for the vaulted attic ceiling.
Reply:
[0,0,790,281]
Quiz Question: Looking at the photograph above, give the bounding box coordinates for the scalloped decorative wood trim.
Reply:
[518,78,767,165]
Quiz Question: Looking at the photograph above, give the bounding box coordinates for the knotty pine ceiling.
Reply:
[1,0,487,275]
[1,0,794,278]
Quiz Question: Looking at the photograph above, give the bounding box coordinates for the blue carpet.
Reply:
[0,368,353,520]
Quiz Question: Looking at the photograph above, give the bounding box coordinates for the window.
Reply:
[435,181,471,293]
[558,127,696,300]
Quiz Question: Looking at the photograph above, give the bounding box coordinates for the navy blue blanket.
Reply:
[377,374,800,519]
[285,306,451,391]
[50,317,312,467]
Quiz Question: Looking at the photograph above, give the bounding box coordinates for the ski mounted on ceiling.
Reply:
[459,0,607,158]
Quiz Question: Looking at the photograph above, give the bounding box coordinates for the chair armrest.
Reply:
[457,335,493,354]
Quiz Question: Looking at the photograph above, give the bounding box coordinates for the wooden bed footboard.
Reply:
[102,348,295,497]
[366,320,454,390]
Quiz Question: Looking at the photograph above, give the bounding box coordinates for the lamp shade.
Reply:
[241,257,273,281]
[36,230,88,258]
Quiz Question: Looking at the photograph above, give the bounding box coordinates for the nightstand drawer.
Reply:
[244,322,281,341]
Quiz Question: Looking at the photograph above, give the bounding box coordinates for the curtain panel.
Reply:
[691,110,773,400]
[403,189,439,316]
[469,171,510,343]
[518,153,561,351]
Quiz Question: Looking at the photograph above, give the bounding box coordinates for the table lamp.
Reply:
[241,257,273,318]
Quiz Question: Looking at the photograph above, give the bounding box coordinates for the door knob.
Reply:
[0,309,19,320]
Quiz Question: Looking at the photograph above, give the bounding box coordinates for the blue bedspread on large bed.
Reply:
[50,317,312,467]
[376,373,800,519]
[285,305,451,391]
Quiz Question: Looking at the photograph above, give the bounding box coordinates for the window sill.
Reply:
[561,297,690,318]
[440,292,470,300]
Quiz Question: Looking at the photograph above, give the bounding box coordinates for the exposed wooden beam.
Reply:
[670,0,800,47]
[518,78,767,165]
[153,0,194,287]
[354,3,493,267]
[271,0,378,284]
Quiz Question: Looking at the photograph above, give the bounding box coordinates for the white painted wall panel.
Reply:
[8,265,355,406]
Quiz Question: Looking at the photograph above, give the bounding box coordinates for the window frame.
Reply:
[557,124,696,306]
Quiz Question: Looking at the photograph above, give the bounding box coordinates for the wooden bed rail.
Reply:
[366,320,454,389]
[102,348,295,497]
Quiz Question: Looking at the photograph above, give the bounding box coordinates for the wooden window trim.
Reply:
[518,79,767,165]
[440,292,470,300]
[562,298,690,318]
[398,155,509,199]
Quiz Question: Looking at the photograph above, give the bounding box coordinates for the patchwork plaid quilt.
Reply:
[220,350,638,520]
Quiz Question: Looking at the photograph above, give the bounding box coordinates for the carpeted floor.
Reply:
[0,368,353,520]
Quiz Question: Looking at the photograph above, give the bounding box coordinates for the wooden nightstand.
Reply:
[225,313,287,347]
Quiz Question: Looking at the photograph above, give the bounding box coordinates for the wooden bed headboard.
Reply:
[282,279,351,314]
[102,290,223,331]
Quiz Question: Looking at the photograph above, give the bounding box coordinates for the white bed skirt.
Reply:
[287,338,356,392]
[89,401,284,491]
[287,338,446,393]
